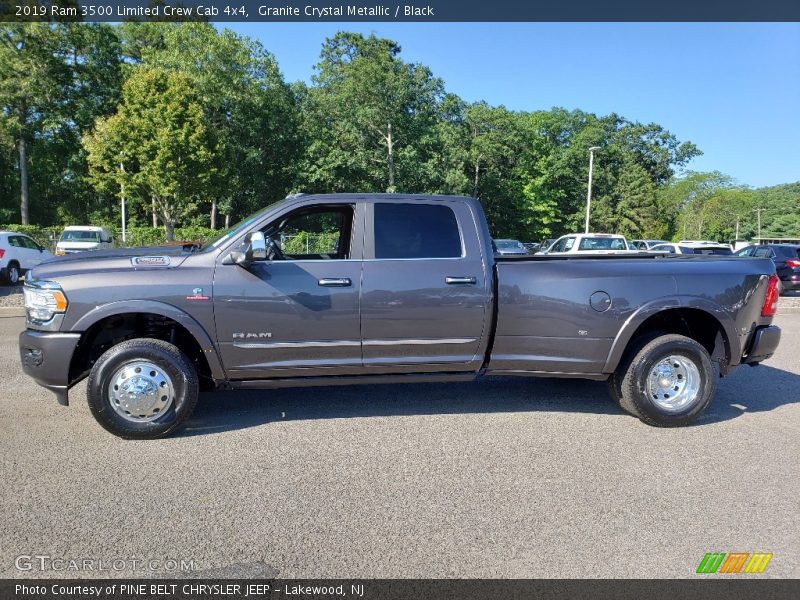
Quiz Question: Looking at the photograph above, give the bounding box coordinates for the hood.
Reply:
[56,241,102,250]
[29,245,199,281]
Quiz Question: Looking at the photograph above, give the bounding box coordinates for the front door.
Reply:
[213,203,363,379]
[360,200,489,372]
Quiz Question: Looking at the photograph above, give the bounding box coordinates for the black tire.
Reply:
[612,334,718,427]
[4,261,20,286]
[87,338,199,439]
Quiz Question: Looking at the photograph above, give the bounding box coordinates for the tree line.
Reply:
[1,22,797,242]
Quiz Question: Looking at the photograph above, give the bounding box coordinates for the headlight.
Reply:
[23,280,68,322]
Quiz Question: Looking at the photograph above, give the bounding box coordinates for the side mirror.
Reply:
[226,231,267,268]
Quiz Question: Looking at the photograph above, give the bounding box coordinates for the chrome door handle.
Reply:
[318,278,352,287]
[446,276,477,285]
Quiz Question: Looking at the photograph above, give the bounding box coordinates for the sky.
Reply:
[222,22,800,189]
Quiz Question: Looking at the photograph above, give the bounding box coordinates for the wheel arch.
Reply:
[603,298,739,375]
[68,300,225,386]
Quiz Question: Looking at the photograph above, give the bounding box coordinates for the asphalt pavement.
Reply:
[0,314,797,579]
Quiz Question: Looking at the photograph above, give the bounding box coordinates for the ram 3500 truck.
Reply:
[19,194,781,438]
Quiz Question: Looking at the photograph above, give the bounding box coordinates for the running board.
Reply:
[226,371,477,390]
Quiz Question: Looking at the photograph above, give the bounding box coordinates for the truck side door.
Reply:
[360,200,490,373]
[213,203,364,379]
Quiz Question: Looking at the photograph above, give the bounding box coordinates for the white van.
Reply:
[55,226,114,256]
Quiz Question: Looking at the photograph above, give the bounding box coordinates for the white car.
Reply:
[650,243,733,256]
[544,233,629,254]
[55,226,114,256]
[0,231,55,285]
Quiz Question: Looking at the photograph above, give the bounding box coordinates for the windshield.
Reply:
[578,237,626,250]
[496,240,524,250]
[202,201,282,251]
[60,230,100,242]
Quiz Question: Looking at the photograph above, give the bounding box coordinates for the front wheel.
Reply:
[87,338,199,439]
[610,334,718,427]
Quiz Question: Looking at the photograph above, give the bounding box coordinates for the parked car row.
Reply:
[735,243,800,291]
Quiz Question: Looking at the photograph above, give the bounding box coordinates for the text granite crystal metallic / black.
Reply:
[18,194,781,438]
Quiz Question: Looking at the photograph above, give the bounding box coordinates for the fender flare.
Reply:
[70,299,226,380]
[602,296,740,374]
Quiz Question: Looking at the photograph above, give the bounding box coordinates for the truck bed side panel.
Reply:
[487,257,773,376]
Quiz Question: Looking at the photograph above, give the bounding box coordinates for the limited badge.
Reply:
[131,256,171,267]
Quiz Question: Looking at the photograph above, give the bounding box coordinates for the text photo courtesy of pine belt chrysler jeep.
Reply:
[19,194,781,438]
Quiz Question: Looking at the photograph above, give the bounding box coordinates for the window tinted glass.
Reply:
[374,203,462,259]
[776,246,800,259]
[21,236,39,249]
[8,236,21,247]
[652,245,675,253]
[578,237,626,250]
[753,247,772,258]
[693,247,733,255]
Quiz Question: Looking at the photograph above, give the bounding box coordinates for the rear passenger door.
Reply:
[360,200,490,373]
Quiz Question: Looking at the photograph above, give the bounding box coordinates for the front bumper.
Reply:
[19,329,81,406]
[742,325,781,364]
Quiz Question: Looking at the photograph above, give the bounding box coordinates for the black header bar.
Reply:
[3,0,800,22]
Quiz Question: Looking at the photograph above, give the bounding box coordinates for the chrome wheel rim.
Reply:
[9,267,18,284]
[108,361,174,423]
[647,355,701,412]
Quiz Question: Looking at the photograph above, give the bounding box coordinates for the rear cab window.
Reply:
[578,237,626,250]
[374,203,463,259]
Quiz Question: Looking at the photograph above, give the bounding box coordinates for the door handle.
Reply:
[318,278,352,287]
[445,276,477,285]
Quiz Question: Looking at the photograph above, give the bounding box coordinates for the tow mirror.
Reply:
[226,231,267,268]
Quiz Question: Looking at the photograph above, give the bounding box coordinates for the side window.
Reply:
[753,247,772,258]
[266,205,354,260]
[8,236,21,248]
[21,236,39,250]
[563,237,576,251]
[374,203,462,259]
[550,238,566,253]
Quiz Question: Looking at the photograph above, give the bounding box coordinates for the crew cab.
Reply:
[19,194,781,438]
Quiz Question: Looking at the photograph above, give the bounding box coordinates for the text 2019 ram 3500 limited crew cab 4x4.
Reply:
[19,194,781,438]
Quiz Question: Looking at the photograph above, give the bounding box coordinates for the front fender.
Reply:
[70,299,226,380]
[602,296,739,374]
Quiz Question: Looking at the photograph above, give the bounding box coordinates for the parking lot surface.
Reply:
[0,314,798,578]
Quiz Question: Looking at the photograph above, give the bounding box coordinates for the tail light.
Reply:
[761,274,780,317]
[786,259,800,268]
[0,249,4,259]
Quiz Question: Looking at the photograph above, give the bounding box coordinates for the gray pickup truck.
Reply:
[19,194,782,438]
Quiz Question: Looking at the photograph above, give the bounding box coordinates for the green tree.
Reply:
[84,68,215,240]
[0,22,122,226]
[615,160,661,238]
[299,32,444,193]
[139,23,299,227]
[0,23,70,224]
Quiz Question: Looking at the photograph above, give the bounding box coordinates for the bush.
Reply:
[0,224,222,249]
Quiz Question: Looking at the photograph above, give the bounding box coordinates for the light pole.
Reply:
[584,146,601,234]
[753,207,765,240]
[119,161,127,245]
